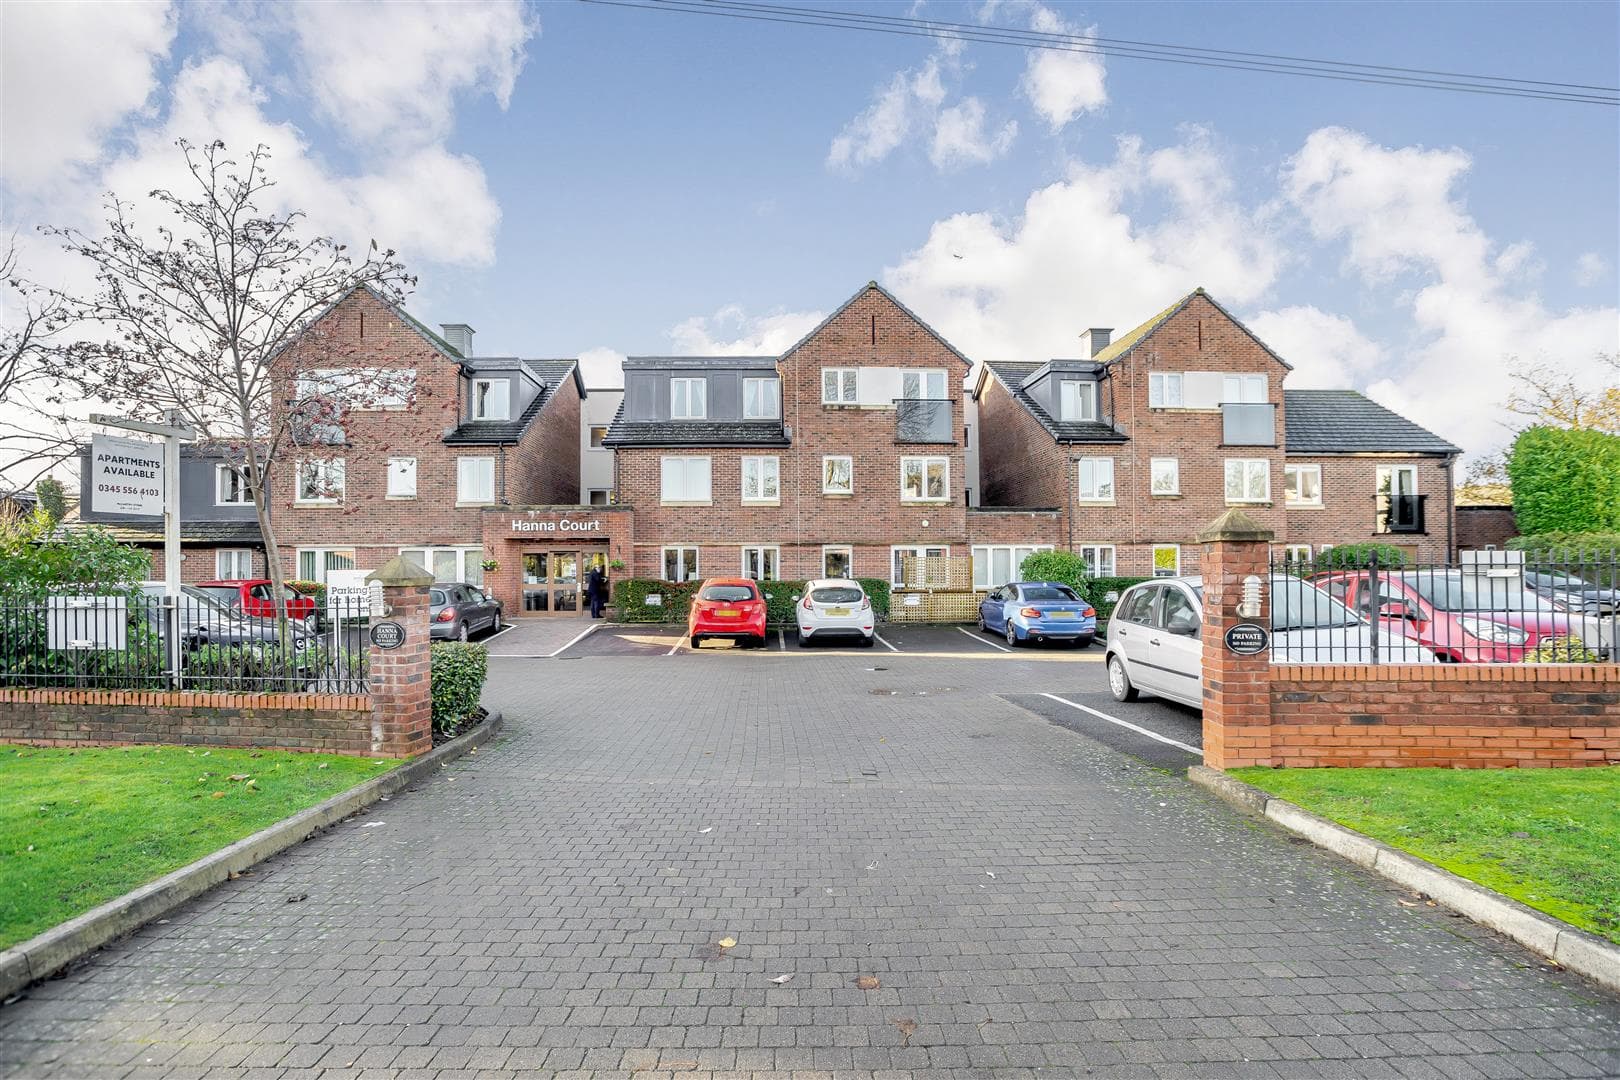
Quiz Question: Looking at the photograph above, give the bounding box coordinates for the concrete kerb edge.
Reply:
[0,712,505,1004]
[1186,765,1620,996]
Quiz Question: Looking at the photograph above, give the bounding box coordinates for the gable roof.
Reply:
[270,283,466,368]
[980,361,1129,444]
[1283,390,1460,455]
[781,281,972,368]
[443,359,583,445]
[599,400,790,449]
[1092,288,1294,371]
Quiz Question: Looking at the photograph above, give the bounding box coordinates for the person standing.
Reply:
[586,563,607,619]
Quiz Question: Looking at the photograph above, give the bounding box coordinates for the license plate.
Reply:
[717,609,739,617]
[1048,610,1075,619]
[826,607,851,616]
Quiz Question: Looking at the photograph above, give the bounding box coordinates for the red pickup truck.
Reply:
[195,579,320,629]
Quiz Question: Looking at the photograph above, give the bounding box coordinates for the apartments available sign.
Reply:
[89,433,164,516]
[509,515,605,535]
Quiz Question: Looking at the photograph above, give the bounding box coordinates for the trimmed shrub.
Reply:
[1085,576,1153,623]
[613,577,892,624]
[430,642,488,735]
[1508,426,1620,536]
[1314,543,1409,570]
[1018,550,1093,598]
[856,578,891,618]
[1520,635,1606,664]
[286,579,326,604]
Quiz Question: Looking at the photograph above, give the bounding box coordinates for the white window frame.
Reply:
[456,456,496,506]
[1283,544,1313,564]
[297,367,416,411]
[743,377,781,419]
[1224,458,1271,503]
[1222,374,1267,404]
[294,458,345,505]
[900,456,950,503]
[1148,372,1184,409]
[214,463,253,506]
[660,455,712,505]
[671,377,707,420]
[971,544,1053,590]
[1150,457,1180,496]
[890,544,949,587]
[740,455,780,504]
[1077,544,1116,578]
[822,367,859,404]
[1077,457,1115,504]
[661,545,700,583]
[1058,381,1097,422]
[387,456,417,499]
[295,547,356,585]
[399,545,487,587]
[1285,464,1322,507]
[822,455,853,495]
[214,548,254,579]
[821,544,854,579]
[471,378,510,421]
[588,425,609,449]
[740,545,781,581]
[1152,544,1181,578]
[901,369,949,400]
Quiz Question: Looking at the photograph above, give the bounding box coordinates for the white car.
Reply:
[796,578,876,647]
[1105,574,1438,709]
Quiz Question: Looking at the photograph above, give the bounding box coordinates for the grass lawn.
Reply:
[0,744,395,950]
[1232,766,1620,945]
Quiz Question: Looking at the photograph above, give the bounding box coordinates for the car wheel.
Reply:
[491,611,501,632]
[1005,620,1019,647]
[1107,654,1139,702]
[690,634,703,649]
[797,632,812,648]
[860,634,874,648]
[1073,636,1093,650]
[457,622,469,643]
[977,612,988,633]
[301,613,320,633]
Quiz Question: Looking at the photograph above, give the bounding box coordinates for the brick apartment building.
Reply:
[973,288,1460,577]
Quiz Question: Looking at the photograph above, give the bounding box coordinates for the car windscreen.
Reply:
[430,589,448,606]
[194,586,240,605]
[1272,578,1360,630]
[811,587,863,604]
[1021,586,1079,602]
[701,585,756,602]
[1398,572,1554,612]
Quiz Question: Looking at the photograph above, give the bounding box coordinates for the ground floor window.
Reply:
[1152,544,1181,578]
[1283,544,1312,564]
[295,547,355,584]
[662,546,700,583]
[215,548,254,579]
[891,545,948,586]
[822,545,853,579]
[971,544,1052,589]
[1077,544,1116,577]
[399,546,486,587]
[740,545,780,581]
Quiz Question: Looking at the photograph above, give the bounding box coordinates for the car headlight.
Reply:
[1456,617,1528,645]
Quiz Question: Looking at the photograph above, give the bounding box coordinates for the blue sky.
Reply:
[2,0,1616,464]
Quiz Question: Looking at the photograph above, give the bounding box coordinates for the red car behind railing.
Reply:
[195,579,320,630]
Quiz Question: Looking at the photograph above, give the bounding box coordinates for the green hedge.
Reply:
[1509,532,1620,587]
[430,642,488,735]
[1018,550,1092,595]
[1313,543,1410,570]
[1084,576,1152,623]
[611,578,891,624]
[1508,426,1620,536]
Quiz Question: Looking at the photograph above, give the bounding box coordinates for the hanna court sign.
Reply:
[508,514,605,535]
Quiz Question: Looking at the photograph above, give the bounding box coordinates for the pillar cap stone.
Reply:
[1196,508,1275,543]
[366,555,435,587]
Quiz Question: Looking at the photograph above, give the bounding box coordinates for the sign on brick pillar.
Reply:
[1196,509,1276,769]
[365,556,435,758]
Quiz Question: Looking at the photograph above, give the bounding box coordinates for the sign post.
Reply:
[89,412,196,687]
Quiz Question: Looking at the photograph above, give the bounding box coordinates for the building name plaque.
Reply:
[510,517,604,534]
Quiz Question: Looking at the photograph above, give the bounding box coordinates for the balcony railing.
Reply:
[1379,493,1427,534]
[1221,402,1276,446]
[895,398,954,443]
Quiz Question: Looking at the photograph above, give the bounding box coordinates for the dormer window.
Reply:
[1058,381,1097,422]
[743,377,779,419]
[672,377,707,419]
[472,378,509,421]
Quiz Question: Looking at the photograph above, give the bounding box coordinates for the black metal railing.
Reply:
[1379,493,1426,534]
[1268,549,1620,664]
[0,591,371,693]
[895,398,954,443]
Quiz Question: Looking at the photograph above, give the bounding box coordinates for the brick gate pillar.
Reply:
[365,556,435,758]
[1197,509,1276,769]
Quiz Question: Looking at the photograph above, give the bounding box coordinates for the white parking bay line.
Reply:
[1038,693,1202,755]
[547,622,600,658]
[482,623,516,643]
[873,633,899,652]
[956,626,1011,653]
[665,636,684,656]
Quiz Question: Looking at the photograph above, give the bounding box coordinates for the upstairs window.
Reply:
[1224,458,1271,503]
[822,455,853,495]
[822,367,858,404]
[1148,372,1183,408]
[215,464,253,506]
[671,377,707,419]
[295,459,345,504]
[741,456,780,503]
[743,377,780,419]
[1058,381,1097,421]
[1285,464,1322,506]
[472,378,510,421]
[1222,374,1267,404]
[901,369,948,399]
[589,425,609,449]
[457,457,495,504]
[387,457,417,498]
[1150,457,1180,496]
[1077,457,1114,503]
[900,456,948,502]
[660,456,712,503]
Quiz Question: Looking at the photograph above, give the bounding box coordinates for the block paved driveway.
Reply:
[4,650,1620,1079]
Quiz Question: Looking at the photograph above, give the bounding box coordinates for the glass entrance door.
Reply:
[522,550,608,616]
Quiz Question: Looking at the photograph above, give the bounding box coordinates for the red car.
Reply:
[687,578,768,649]
[196,579,320,630]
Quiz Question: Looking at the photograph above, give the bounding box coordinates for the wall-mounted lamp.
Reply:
[1237,574,1263,620]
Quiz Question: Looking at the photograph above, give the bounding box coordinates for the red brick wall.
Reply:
[965,508,1063,545]
[1284,456,1452,563]
[975,375,1068,511]
[145,546,268,583]
[507,375,582,506]
[1456,506,1518,553]
[1268,665,1620,768]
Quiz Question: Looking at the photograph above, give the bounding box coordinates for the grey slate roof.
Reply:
[62,518,264,545]
[982,361,1129,444]
[443,359,582,445]
[1284,390,1460,456]
[600,403,790,448]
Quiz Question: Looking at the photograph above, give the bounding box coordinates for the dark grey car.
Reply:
[1524,570,1620,617]
[430,584,503,641]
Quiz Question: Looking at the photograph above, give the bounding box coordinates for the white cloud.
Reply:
[1018,4,1106,131]
[0,1,178,191]
[577,346,626,390]
[288,0,535,147]
[1246,306,1381,389]
[1575,252,1608,287]
[930,98,1017,170]
[668,305,825,355]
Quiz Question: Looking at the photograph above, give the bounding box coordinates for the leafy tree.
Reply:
[33,477,66,525]
[0,509,149,599]
[1018,549,1092,598]
[1507,426,1620,536]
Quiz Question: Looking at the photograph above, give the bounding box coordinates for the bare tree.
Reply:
[43,138,416,627]
[1502,353,1620,434]
[0,238,79,490]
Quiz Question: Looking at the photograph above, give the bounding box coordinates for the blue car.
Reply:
[978,581,1097,648]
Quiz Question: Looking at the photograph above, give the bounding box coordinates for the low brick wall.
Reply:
[1268,664,1620,768]
[0,689,384,756]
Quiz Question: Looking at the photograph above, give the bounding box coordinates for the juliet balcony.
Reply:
[895,398,954,443]
[1221,402,1277,446]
